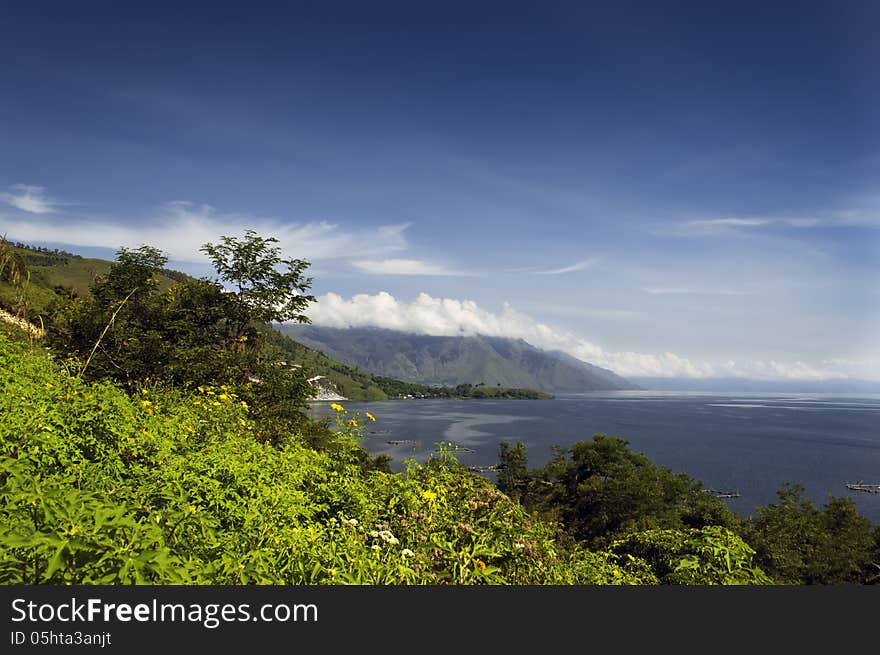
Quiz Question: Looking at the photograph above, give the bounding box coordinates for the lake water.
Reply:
[307,391,880,524]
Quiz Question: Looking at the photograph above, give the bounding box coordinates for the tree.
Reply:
[46,233,323,445]
[49,234,316,387]
[90,245,167,307]
[744,483,879,584]
[48,245,169,383]
[529,435,733,546]
[199,230,315,342]
[497,441,530,500]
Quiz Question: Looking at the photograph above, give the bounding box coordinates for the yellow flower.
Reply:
[141,400,152,406]
[365,412,376,422]
[45,383,53,389]
[347,418,358,427]
[330,403,344,412]
[476,560,487,570]
[218,393,230,401]
[421,490,437,502]
[240,401,249,409]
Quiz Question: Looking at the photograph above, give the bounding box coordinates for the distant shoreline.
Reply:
[310,391,555,402]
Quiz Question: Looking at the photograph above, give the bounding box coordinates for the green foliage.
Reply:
[200,230,315,332]
[496,436,877,585]
[369,376,551,400]
[465,386,553,399]
[0,464,192,584]
[611,526,773,585]
[741,483,879,584]
[0,335,603,584]
[0,241,183,322]
[0,239,44,330]
[260,328,390,400]
[89,245,167,308]
[43,235,327,449]
[497,441,530,500]
[520,435,736,546]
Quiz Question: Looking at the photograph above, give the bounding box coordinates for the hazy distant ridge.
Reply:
[631,376,880,394]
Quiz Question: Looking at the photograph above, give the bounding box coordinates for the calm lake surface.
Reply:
[307,391,880,524]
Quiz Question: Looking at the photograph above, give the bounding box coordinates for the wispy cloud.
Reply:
[665,211,880,237]
[689,218,772,228]
[301,291,868,380]
[513,301,641,322]
[2,199,411,263]
[643,287,748,296]
[0,185,59,214]
[351,259,470,276]
[534,258,599,275]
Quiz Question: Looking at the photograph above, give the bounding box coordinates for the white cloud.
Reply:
[820,356,880,381]
[351,259,469,276]
[534,258,598,275]
[306,291,520,336]
[0,185,58,214]
[2,200,410,263]
[301,291,878,380]
[743,360,830,380]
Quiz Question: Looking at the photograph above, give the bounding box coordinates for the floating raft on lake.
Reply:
[701,488,742,499]
[468,464,500,473]
[845,482,880,494]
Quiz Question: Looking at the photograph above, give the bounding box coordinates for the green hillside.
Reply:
[0,243,185,317]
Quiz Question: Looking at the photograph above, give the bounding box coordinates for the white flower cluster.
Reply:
[369,529,399,545]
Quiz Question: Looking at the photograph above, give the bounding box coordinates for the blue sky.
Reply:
[2,1,878,380]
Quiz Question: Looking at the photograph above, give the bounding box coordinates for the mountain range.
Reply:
[277,325,637,393]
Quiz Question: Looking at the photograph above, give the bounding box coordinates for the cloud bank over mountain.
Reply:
[305,292,870,380]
